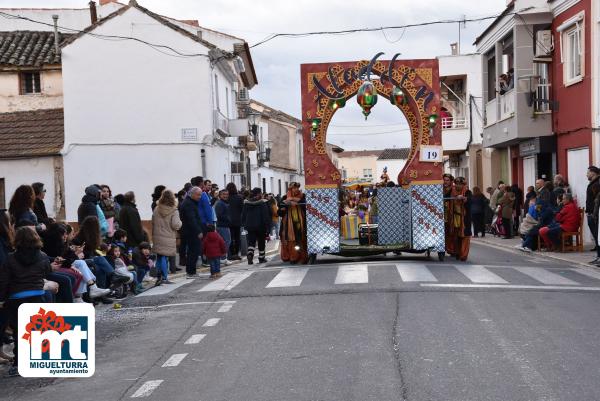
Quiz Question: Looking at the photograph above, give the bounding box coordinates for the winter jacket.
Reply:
[198,192,214,225]
[152,204,182,256]
[14,209,44,233]
[242,198,271,233]
[555,201,581,233]
[100,198,117,220]
[498,193,515,219]
[180,197,205,237]
[96,204,108,237]
[214,200,231,228]
[586,176,600,214]
[202,231,227,259]
[33,198,51,226]
[0,248,52,301]
[470,194,487,215]
[228,193,244,227]
[119,201,146,248]
[78,194,99,224]
[0,237,12,268]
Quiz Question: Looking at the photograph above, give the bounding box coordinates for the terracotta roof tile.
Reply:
[0,108,64,158]
[377,148,410,160]
[0,31,72,67]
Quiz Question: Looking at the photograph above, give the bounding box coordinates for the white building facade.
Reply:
[0,1,258,221]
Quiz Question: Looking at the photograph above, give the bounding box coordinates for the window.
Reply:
[363,169,372,178]
[341,169,347,180]
[278,179,282,196]
[225,88,230,118]
[20,71,41,94]
[214,74,220,110]
[534,62,551,113]
[559,12,585,85]
[565,25,582,82]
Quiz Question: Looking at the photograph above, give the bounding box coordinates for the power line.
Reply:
[329,122,409,128]
[0,10,235,61]
[328,128,412,136]
[250,12,514,48]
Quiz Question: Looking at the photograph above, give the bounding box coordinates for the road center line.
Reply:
[131,380,164,398]
[203,318,221,327]
[184,334,206,345]
[218,304,233,313]
[420,283,600,291]
[117,300,236,311]
[162,353,188,367]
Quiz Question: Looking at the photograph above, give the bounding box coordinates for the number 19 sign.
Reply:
[419,145,443,163]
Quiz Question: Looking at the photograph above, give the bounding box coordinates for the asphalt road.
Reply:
[3,242,600,401]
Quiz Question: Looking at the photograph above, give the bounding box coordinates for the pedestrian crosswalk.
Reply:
[194,264,600,292]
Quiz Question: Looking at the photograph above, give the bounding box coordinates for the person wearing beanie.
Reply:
[241,188,271,264]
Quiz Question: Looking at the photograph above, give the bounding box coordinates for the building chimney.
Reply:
[89,1,98,24]
[52,15,60,57]
[450,42,458,56]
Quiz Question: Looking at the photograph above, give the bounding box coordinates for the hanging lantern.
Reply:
[390,86,407,106]
[329,97,346,111]
[357,81,378,119]
[428,114,438,128]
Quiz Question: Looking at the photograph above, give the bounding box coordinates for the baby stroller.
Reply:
[488,206,506,237]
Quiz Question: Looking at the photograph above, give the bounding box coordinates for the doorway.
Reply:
[567,147,590,242]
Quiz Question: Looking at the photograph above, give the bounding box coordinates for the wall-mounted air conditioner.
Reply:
[535,30,553,57]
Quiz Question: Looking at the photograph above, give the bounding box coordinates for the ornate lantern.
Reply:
[428,114,438,128]
[390,86,407,106]
[329,97,346,110]
[357,81,377,119]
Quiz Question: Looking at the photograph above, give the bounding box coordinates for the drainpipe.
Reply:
[52,15,60,57]
[200,149,206,177]
[466,94,474,152]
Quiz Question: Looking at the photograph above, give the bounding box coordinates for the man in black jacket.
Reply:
[119,191,146,248]
[77,185,101,224]
[180,187,206,277]
[586,166,600,259]
[242,188,270,264]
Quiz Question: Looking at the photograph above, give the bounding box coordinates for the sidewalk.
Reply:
[472,235,596,267]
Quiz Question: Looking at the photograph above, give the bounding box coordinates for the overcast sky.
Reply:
[1,0,506,150]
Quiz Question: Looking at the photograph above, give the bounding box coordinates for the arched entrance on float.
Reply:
[300,54,446,262]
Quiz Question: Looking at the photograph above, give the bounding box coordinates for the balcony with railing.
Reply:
[442,116,470,152]
[499,89,515,120]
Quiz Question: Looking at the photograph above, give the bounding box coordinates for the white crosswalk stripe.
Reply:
[396,264,438,282]
[137,278,194,297]
[198,271,253,292]
[513,267,579,285]
[455,265,508,284]
[187,264,595,292]
[131,380,163,398]
[266,268,309,288]
[335,265,369,284]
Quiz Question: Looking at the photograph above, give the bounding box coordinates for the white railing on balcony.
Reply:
[535,83,552,113]
[442,116,469,130]
[500,89,515,120]
[485,98,497,126]
[214,109,229,136]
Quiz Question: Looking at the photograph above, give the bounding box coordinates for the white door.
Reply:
[567,147,590,242]
[523,156,536,190]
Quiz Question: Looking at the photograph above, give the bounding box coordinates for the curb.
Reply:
[474,237,594,268]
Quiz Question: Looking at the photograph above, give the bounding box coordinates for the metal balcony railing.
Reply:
[214,109,230,136]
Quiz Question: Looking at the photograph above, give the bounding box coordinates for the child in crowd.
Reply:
[202,224,226,279]
[106,245,142,295]
[132,242,155,286]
